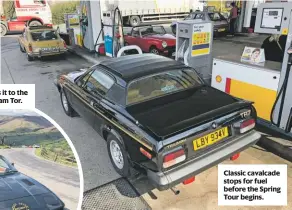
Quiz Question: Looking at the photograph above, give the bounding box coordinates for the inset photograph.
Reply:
[0,109,81,210]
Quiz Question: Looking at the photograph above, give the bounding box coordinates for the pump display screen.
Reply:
[269,11,278,16]
[261,8,283,29]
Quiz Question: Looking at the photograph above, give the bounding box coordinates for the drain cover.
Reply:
[82,178,151,210]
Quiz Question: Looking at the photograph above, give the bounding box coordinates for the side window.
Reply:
[132,30,139,37]
[83,70,114,96]
[76,70,93,87]
[194,14,204,20]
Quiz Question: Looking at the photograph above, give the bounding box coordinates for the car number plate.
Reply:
[42,47,59,52]
[193,127,229,151]
[218,28,226,32]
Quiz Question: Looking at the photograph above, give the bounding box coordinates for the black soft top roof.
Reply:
[100,54,186,82]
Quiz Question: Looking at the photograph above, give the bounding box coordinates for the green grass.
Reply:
[2,131,63,147]
[34,139,77,167]
[0,145,11,149]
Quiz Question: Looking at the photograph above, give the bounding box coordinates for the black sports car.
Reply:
[0,155,65,210]
[55,54,261,192]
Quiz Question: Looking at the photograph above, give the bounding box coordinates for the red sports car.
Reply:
[124,25,176,57]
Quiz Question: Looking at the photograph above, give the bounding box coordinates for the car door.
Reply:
[65,69,93,118]
[80,68,115,132]
[129,29,140,46]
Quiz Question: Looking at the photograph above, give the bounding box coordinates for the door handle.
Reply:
[35,12,39,14]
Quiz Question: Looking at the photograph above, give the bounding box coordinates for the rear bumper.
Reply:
[28,49,67,57]
[214,27,229,35]
[147,130,261,191]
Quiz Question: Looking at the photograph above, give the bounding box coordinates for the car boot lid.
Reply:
[0,172,50,202]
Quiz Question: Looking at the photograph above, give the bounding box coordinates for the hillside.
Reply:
[0,115,53,133]
[0,115,62,146]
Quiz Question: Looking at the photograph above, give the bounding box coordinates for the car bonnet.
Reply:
[0,172,50,202]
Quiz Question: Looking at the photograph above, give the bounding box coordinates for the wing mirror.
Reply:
[11,162,15,166]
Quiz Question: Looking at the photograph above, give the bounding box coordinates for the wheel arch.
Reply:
[101,125,125,147]
[149,44,162,52]
[29,18,43,25]
[0,21,8,28]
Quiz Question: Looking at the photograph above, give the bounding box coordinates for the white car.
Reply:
[33,145,40,148]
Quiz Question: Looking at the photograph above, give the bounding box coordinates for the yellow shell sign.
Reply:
[282,28,288,35]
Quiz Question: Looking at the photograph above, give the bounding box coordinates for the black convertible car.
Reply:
[55,54,261,192]
[0,155,65,210]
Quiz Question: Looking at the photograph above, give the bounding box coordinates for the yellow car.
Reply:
[18,25,67,61]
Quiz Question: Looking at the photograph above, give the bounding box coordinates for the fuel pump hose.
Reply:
[270,51,292,127]
[112,7,124,57]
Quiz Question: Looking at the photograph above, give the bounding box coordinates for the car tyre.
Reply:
[60,53,67,60]
[107,134,130,177]
[19,44,25,53]
[29,20,42,27]
[1,24,7,36]
[27,53,33,61]
[129,15,141,27]
[60,88,74,117]
[149,46,160,55]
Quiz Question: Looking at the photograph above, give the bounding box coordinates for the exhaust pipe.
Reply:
[170,187,180,195]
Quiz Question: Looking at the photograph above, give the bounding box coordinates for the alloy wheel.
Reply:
[109,140,124,169]
[61,92,69,112]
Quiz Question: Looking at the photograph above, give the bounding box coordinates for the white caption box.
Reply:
[0,84,35,109]
[218,164,287,206]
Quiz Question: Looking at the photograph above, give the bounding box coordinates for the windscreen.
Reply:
[127,69,203,105]
[30,30,58,41]
[0,157,13,175]
[208,13,225,21]
[140,26,166,36]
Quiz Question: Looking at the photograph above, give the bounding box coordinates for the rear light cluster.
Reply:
[233,118,256,134]
[240,119,255,133]
[28,44,33,52]
[163,148,186,168]
[63,41,67,48]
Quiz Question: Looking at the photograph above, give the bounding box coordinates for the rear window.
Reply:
[30,30,58,41]
[127,69,203,105]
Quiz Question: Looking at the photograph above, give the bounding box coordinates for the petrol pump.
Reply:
[175,19,214,84]
[78,0,102,52]
[102,7,124,58]
[211,1,292,136]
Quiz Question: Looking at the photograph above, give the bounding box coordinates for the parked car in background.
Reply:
[0,155,65,209]
[171,11,229,36]
[33,145,40,148]
[18,25,67,61]
[124,25,176,57]
[55,54,261,192]
[0,0,52,36]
